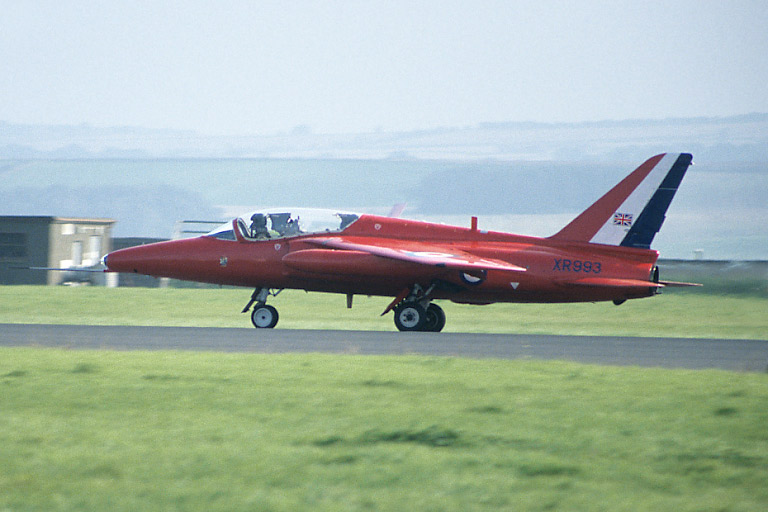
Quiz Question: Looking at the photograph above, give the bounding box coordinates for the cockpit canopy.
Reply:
[206,208,360,241]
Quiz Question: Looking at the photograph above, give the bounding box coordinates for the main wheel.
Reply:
[251,304,279,328]
[393,301,426,331]
[423,303,446,332]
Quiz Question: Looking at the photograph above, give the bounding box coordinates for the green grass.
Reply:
[0,286,766,339]
[1,348,767,511]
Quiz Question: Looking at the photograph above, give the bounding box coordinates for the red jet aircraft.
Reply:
[104,153,698,332]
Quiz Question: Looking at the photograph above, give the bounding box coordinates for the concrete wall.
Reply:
[0,216,114,285]
[47,218,114,285]
[0,216,51,285]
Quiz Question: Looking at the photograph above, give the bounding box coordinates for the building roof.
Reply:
[0,215,115,224]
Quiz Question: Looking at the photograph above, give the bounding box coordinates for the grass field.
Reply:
[2,348,767,511]
[1,285,766,510]
[0,285,766,339]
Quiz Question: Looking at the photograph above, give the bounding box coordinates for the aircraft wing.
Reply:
[303,237,527,273]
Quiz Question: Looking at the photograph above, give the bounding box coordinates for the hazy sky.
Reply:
[2,0,767,135]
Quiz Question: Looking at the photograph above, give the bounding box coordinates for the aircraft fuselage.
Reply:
[105,213,658,304]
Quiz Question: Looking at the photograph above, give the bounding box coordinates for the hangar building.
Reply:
[0,216,115,285]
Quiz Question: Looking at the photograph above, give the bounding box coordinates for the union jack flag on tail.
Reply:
[613,212,633,226]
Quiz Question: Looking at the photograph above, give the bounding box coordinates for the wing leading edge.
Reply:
[304,237,527,274]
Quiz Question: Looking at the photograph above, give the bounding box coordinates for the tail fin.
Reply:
[549,153,693,248]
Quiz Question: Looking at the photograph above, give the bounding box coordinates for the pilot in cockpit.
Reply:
[250,213,274,239]
[284,217,300,236]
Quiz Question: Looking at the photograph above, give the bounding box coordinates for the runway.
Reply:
[1,323,767,372]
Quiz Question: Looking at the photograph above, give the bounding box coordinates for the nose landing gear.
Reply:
[242,288,282,328]
[251,304,279,328]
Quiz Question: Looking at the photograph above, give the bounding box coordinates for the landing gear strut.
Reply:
[242,288,282,329]
[390,284,446,332]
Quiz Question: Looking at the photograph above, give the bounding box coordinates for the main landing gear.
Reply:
[394,302,446,332]
[241,284,447,332]
[242,288,282,329]
[390,284,446,332]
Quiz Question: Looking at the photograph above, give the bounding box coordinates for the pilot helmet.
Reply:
[250,213,267,227]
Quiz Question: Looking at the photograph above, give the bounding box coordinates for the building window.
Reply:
[89,235,101,258]
[72,241,83,266]
[0,233,28,259]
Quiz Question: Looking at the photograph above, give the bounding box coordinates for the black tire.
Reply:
[393,301,426,331]
[251,304,279,328]
[423,303,446,332]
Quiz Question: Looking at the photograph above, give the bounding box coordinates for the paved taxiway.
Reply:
[2,324,767,372]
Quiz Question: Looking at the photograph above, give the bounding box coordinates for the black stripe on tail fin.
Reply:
[620,153,693,249]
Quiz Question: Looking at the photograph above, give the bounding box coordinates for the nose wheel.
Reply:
[242,288,282,329]
[251,304,279,328]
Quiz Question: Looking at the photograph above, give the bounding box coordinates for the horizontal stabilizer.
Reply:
[658,280,703,287]
[562,277,664,289]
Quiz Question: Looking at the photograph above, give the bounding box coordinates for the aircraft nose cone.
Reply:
[103,242,177,274]
[102,238,212,279]
[103,246,141,273]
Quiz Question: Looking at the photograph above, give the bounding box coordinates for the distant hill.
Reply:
[1,116,766,259]
[1,114,767,161]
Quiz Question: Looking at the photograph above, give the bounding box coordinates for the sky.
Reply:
[2,0,768,136]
